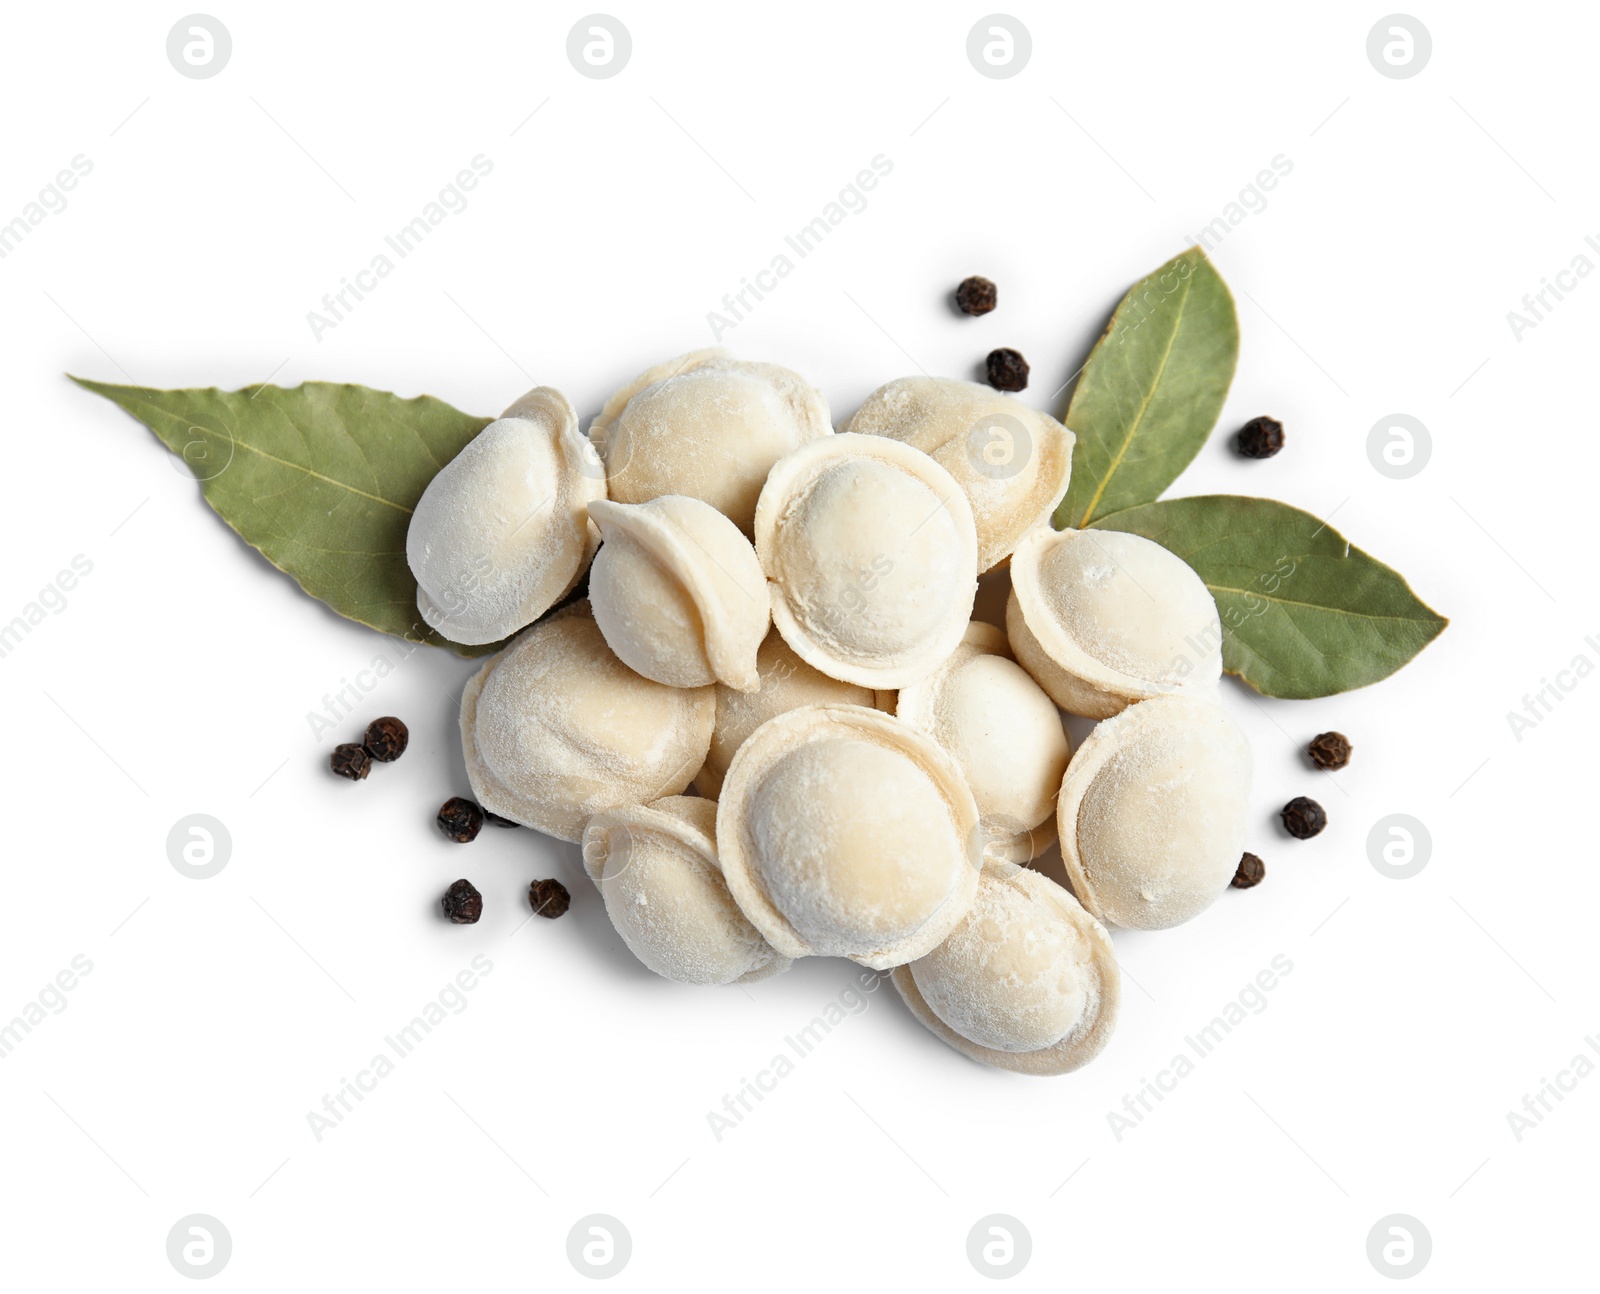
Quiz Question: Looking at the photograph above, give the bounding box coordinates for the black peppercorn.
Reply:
[955,275,997,316]
[1307,731,1352,770]
[985,347,1030,392]
[1281,797,1327,839]
[1231,852,1266,888]
[441,879,483,924]
[1235,416,1285,458]
[437,797,485,843]
[330,743,371,781]
[363,716,409,762]
[482,809,521,829]
[528,878,571,919]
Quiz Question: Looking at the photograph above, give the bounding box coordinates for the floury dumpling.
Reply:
[895,622,1068,862]
[406,386,603,646]
[586,495,770,692]
[1056,694,1252,930]
[694,632,888,800]
[891,861,1119,1075]
[715,703,981,969]
[842,377,1075,573]
[754,434,979,690]
[588,350,831,535]
[583,796,789,986]
[460,603,713,842]
[1008,526,1223,718]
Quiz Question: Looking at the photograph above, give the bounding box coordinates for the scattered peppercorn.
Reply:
[1235,416,1285,458]
[437,797,485,843]
[363,716,409,762]
[482,809,521,829]
[528,878,571,919]
[330,743,371,781]
[1307,731,1352,770]
[985,347,1030,392]
[441,879,483,924]
[955,275,997,316]
[1231,852,1266,888]
[1281,797,1327,839]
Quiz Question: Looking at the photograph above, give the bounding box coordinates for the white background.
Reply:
[0,1,1590,1288]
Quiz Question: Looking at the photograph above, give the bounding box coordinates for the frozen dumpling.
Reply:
[716,703,981,969]
[1056,694,1251,930]
[843,377,1074,573]
[589,350,831,534]
[754,433,978,689]
[407,386,603,646]
[583,795,789,985]
[587,495,770,692]
[895,622,1068,862]
[460,602,714,842]
[891,861,1119,1075]
[694,632,884,800]
[1008,526,1223,718]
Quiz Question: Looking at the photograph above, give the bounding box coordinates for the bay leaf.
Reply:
[1055,248,1239,529]
[1091,495,1447,698]
[72,377,494,654]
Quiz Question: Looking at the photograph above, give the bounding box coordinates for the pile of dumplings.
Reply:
[407,350,1253,1077]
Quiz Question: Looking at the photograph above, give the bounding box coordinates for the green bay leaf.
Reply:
[73,377,495,655]
[1056,248,1239,529]
[1091,495,1447,699]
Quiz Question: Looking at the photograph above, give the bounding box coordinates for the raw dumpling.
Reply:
[891,861,1119,1075]
[1008,527,1223,718]
[716,703,981,969]
[583,796,789,985]
[842,377,1075,573]
[694,632,883,800]
[895,622,1069,863]
[407,386,603,646]
[587,495,770,692]
[754,433,979,689]
[460,602,714,842]
[589,349,831,534]
[1056,694,1251,930]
